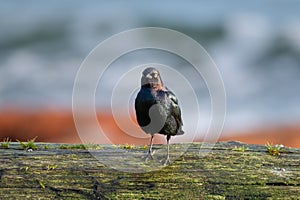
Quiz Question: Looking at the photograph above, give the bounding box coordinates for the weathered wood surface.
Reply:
[0,142,299,199]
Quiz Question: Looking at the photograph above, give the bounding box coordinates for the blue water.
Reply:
[1,1,300,135]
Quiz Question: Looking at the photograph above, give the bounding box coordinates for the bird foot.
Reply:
[144,150,155,162]
[163,157,170,166]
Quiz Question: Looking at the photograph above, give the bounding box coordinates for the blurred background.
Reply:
[1,0,300,147]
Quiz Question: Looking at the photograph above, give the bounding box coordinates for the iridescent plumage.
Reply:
[135,67,184,165]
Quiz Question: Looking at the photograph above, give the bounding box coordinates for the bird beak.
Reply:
[146,74,152,79]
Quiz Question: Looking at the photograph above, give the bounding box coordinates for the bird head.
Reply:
[141,67,164,88]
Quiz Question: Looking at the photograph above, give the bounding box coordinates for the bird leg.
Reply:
[145,135,154,161]
[163,135,171,166]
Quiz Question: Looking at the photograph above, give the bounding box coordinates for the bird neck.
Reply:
[142,83,165,90]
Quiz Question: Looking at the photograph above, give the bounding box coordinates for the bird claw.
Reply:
[163,157,170,166]
[145,154,153,162]
[144,150,155,162]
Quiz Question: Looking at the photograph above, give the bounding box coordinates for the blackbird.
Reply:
[135,67,184,165]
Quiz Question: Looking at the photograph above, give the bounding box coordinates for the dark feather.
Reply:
[135,67,184,164]
[135,68,184,136]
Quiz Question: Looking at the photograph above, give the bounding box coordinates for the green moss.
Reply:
[0,142,299,199]
[0,137,11,149]
[46,165,58,171]
[37,180,46,189]
[59,144,86,150]
[58,144,103,150]
[16,137,38,150]
[137,145,148,150]
[265,142,284,156]
[20,166,30,172]
[232,145,247,152]
[119,144,135,150]
[205,195,226,200]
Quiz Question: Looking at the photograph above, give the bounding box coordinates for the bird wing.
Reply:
[166,90,183,126]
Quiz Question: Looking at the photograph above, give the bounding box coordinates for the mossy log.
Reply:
[0,142,299,199]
